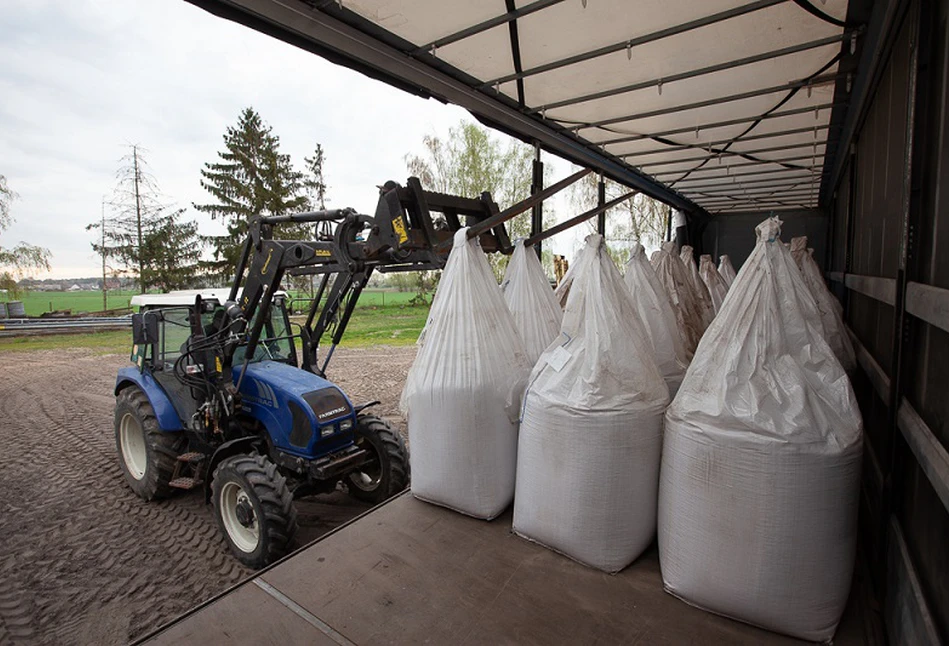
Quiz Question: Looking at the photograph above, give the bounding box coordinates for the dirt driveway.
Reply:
[0,345,416,645]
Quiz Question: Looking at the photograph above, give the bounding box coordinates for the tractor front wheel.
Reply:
[345,414,409,505]
[114,386,178,501]
[211,454,298,569]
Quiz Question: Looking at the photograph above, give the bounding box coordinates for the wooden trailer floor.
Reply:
[143,492,874,645]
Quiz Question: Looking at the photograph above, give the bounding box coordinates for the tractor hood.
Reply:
[237,361,356,458]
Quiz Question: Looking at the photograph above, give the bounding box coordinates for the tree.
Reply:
[405,121,546,286]
[195,108,307,280]
[288,144,331,299]
[88,146,204,294]
[141,209,203,292]
[303,144,329,211]
[0,175,52,298]
[570,170,669,267]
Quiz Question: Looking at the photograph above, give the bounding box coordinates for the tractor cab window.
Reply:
[231,298,296,366]
[155,307,194,368]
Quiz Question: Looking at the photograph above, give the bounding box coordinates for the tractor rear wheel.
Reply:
[345,414,409,505]
[114,386,178,501]
[211,454,298,569]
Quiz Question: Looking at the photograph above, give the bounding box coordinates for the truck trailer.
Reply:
[137,0,947,643]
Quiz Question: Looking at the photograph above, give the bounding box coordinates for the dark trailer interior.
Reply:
[154,0,947,643]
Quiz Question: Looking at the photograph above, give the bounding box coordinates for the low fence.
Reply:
[0,316,133,338]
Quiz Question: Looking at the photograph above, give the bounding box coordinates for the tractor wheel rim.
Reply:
[351,445,382,492]
[220,482,259,553]
[119,412,147,480]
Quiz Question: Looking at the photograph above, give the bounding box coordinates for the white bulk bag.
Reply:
[651,242,704,354]
[624,243,689,395]
[401,229,532,519]
[790,236,856,372]
[553,260,575,310]
[500,240,563,365]
[659,217,863,642]
[680,246,715,328]
[718,254,738,286]
[514,234,669,573]
[699,254,729,314]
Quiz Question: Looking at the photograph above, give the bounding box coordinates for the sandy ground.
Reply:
[0,345,416,645]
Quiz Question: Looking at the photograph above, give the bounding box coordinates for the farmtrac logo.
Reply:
[318,406,346,420]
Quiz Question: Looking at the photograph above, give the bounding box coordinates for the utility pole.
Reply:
[132,145,144,294]
[101,197,108,311]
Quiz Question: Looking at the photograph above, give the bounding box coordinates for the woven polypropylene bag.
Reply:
[658,217,863,642]
[624,242,689,396]
[680,246,715,328]
[718,254,738,287]
[790,236,856,372]
[401,229,532,519]
[699,254,729,314]
[514,235,669,573]
[652,242,704,354]
[553,260,575,310]
[500,240,563,366]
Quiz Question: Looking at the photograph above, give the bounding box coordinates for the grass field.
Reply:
[14,290,138,316]
[11,288,424,317]
[0,301,429,353]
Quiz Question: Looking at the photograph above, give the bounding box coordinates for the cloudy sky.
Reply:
[1,0,581,279]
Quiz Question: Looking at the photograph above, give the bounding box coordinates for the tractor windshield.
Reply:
[232,297,296,366]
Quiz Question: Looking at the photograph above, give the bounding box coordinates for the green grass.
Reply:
[13,289,422,317]
[328,303,429,347]
[14,290,139,316]
[285,289,422,311]
[0,330,130,354]
[0,302,429,354]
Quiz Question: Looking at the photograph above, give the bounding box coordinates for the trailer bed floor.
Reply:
[144,492,874,645]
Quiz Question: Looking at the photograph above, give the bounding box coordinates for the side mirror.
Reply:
[132,311,159,345]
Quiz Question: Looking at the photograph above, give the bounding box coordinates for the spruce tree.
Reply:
[141,209,203,291]
[88,145,204,294]
[194,108,307,280]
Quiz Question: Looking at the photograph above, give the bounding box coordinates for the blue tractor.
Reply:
[113,181,515,568]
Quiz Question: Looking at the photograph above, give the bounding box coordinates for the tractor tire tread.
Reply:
[347,414,409,504]
[211,454,297,569]
[115,386,179,501]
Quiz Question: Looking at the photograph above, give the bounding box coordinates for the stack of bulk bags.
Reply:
[679,246,715,328]
[401,229,532,519]
[514,235,669,573]
[624,243,689,396]
[790,236,856,372]
[718,254,738,286]
[500,240,563,366]
[659,217,863,642]
[652,242,704,355]
[698,254,729,314]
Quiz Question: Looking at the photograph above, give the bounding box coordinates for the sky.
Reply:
[0,0,584,280]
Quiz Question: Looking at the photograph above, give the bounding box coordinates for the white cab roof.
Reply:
[130,289,287,308]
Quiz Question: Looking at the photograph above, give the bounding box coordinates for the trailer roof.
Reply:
[185,0,864,216]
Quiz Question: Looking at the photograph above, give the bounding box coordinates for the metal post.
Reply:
[880,0,925,586]
[531,144,544,259]
[597,175,606,235]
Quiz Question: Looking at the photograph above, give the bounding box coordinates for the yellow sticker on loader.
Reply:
[392,215,409,244]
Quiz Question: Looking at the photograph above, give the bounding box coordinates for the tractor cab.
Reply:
[129,288,297,371]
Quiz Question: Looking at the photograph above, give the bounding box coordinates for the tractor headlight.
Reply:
[339,418,353,432]
[320,424,336,438]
